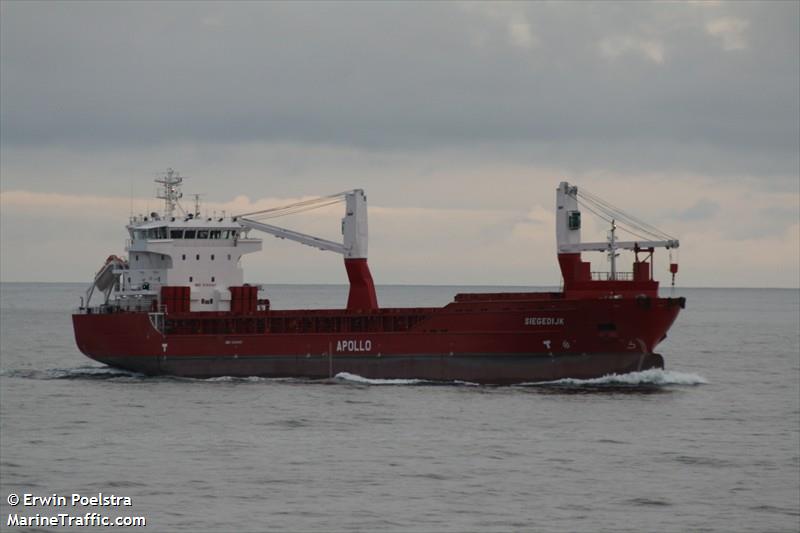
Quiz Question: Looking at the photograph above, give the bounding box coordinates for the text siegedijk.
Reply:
[524,317,565,326]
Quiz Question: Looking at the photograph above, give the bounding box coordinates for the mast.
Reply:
[191,193,204,218]
[608,219,617,280]
[155,168,184,217]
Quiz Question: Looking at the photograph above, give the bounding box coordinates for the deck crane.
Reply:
[235,189,378,311]
[555,182,680,296]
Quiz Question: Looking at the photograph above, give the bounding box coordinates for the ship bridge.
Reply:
[123,215,262,311]
[86,170,262,313]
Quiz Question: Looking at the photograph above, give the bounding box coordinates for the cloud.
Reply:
[706,17,750,50]
[672,198,720,221]
[598,35,666,63]
[1,2,796,179]
[677,222,799,286]
[1,190,144,215]
[460,2,537,49]
[508,20,535,49]
[1,2,798,287]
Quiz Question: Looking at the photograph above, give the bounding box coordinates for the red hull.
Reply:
[73,293,684,384]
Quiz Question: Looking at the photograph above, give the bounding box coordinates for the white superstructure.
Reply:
[122,215,262,311]
[91,170,262,312]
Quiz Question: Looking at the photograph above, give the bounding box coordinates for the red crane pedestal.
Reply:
[344,258,378,311]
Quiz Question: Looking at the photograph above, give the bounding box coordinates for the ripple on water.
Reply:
[670,455,737,468]
[625,497,674,507]
[748,504,800,517]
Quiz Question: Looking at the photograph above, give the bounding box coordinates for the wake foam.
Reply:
[334,372,427,385]
[333,372,479,386]
[522,368,708,387]
[200,376,282,383]
[2,367,705,387]
[0,366,144,381]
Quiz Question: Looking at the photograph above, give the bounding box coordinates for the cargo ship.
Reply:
[73,171,684,384]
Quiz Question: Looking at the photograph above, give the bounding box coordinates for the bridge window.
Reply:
[184,230,196,239]
[182,254,186,260]
[170,229,183,239]
[196,254,200,260]
[197,230,209,239]
[211,276,215,282]
[210,230,221,239]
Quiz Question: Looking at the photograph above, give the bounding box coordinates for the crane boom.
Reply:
[235,189,377,310]
[238,219,346,254]
[558,240,679,254]
[555,181,681,293]
[236,189,368,258]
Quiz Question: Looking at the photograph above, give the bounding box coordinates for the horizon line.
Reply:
[0,280,798,290]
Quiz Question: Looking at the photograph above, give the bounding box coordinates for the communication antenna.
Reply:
[191,193,205,218]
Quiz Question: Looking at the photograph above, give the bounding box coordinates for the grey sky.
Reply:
[1,1,798,287]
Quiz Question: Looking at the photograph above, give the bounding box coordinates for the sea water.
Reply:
[1,283,798,532]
